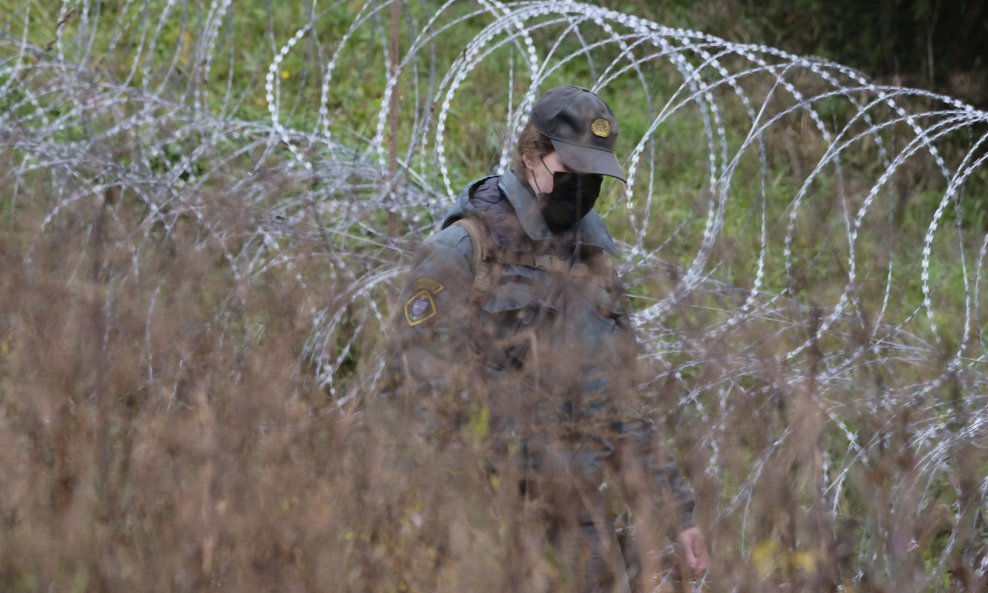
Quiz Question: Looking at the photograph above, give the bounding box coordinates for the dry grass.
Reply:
[2,1,987,591]
[1,175,985,593]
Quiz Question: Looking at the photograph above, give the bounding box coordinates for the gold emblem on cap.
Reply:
[591,118,611,138]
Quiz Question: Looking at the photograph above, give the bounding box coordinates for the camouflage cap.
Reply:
[529,85,626,182]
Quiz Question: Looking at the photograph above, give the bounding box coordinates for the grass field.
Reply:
[1,1,986,591]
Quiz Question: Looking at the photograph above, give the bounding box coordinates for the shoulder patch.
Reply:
[403,277,445,327]
[412,277,445,295]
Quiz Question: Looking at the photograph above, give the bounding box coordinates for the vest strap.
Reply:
[452,216,616,306]
[452,217,502,310]
[451,217,487,273]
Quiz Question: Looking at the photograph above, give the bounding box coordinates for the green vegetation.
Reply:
[0,1,986,591]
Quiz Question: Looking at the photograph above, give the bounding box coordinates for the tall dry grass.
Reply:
[1,1,987,590]
[1,170,985,592]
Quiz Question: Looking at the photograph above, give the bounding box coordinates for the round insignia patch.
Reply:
[591,118,611,138]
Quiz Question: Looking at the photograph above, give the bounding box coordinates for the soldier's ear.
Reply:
[522,153,539,173]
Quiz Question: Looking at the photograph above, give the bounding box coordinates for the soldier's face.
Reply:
[525,150,569,195]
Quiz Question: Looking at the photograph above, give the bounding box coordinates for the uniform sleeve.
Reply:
[384,224,476,403]
[606,276,696,534]
[612,417,696,534]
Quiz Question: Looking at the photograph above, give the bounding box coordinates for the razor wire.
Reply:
[2,0,986,583]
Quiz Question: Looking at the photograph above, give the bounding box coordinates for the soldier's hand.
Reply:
[676,526,708,576]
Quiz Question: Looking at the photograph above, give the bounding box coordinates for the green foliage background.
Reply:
[0,1,986,592]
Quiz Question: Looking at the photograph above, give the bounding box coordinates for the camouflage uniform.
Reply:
[387,168,696,591]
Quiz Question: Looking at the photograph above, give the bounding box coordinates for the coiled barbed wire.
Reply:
[2,0,986,584]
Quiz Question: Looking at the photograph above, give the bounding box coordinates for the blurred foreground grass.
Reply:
[1,1,986,591]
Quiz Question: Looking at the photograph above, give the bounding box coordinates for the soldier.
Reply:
[387,85,708,591]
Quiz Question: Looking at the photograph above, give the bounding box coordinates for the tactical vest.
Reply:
[451,215,617,313]
[442,176,639,421]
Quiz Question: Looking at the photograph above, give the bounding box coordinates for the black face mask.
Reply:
[537,169,603,232]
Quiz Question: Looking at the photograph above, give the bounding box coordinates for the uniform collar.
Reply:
[498,169,617,255]
[498,169,551,241]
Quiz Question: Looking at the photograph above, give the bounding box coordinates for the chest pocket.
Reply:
[480,279,539,323]
[478,262,555,331]
[473,276,540,372]
[480,275,538,313]
[581,280,629,331]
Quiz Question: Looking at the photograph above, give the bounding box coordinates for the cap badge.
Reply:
[591,118,611,138]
